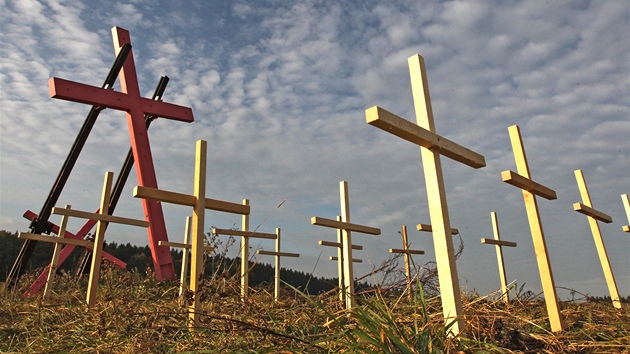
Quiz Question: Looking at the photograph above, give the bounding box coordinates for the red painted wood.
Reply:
[23,210,127,297]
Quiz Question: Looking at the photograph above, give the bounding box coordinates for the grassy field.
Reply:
[1,265,628,353]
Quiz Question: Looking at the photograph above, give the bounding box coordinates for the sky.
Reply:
[1,0,628,300]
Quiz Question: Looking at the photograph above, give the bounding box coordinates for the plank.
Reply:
[417,224,459,235]
[501,170,557,200]
[330,256,362,263]
[311,216,381,235]
[52,207,149,227]
[256,250,300,257]
[389,248,425,255]
[573,203,613,223]
[212,227,277,240]
[18,232,93,247]
[481,238,517,247]
[318,240,363,250]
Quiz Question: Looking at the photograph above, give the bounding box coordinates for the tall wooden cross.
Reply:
[311,181,381,310]
[366,54,485,335]
[480,212,517,304]
[390,225,425,301]
[256,228,300,302]
[621,194,630,233]
[48,27,194,280]
[572,169,621,309]
[501,124,562,332]
[133,140,249,329]
[213,219,279,301]
[18,172,149,307]
[319,216,364,302]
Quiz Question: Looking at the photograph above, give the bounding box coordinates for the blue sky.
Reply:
[1,0,628,299]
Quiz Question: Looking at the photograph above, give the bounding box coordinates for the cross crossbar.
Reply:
[319,240,363,250]
[366,106,485,169]
[481,238,517,247]
[134,187,250,215]
[417,224,459,235]
[19,232,93,247]
[212,227,277,240]
[158,240,214,252]
[257,250,300,257]
[311,216,381,235]
[501,170,557,200]
[573,203,613,223]
[330,256,362,263]
[390,248,425,255]
[52,206,149,227]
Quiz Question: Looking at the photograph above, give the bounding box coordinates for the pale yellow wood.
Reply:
[389,248,426,255]
[212,227,277,240]
[189,140,207,328]
[573,203,613,223]
[501,171,557,200]
[480,212,516,304]
[158,240,214,252]
[330,256,362,263]
[504,125,563,332]
[44,205,72,299]
[134,186,250,215]
[416,224,459,235]
[241,199,250,301]
[318,240,363,250]
[52,206,150,227]
[621,194,630,232]
[481,238,517,248]
[366,106,485,169]
[573,169,621,309]
[340,181,355,310]
[86,171,113,308]
[311,216,381,235]
[336,216,345,303]
[408,54,466,335]
[18,232,93,247]
[257,250,300,257]
[180,216,192,297]
[255,228,300,302]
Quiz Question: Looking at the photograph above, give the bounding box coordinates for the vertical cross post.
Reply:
[501,124,562,332]
[390,225,425,301]
[480,212,517,304]
[572,169,620,309]
[43,205,72,299]
[312,181,380,310]
[256,228,300,302]
[134,140,250,329]
[212,222,278,301]
[366,54,486,335]
[18,172,149,308]
[621,194,630,233]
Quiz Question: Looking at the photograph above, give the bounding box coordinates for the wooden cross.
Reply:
[47,27,194,280]
[311,181,380,310]
[621,194,630,233]
[18,172,149,307]
[256,228,300,302]
[157,216,215,297]
[213,220,279,301]
[480,212,517,304]
[390,225,425,301]
[43,204,72,299]
[319,216,364,302]
[366,54,485,335]
[133,140,249,329]
[501,124,562,332]
[572,169,621,309]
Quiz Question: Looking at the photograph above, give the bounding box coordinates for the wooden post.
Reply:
[366,54,486,335]
[212,224,278,301]
[572,170,620,309]
[43,205,71,299]
[180,216,192,297]
[389,225,425,301]
[134,140,250,330]
[19,172,149,308]
[256,228,300,302]
[501,125,563,332]
[621,194,630,233]
[312,181,380,310]
[480,212,517,304]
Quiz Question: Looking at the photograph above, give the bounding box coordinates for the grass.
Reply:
[1,264,629,353]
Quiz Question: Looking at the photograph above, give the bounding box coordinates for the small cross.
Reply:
[572,169,621,309]
[47,27,194,280]
[213,219,279,301]
[256,228,300,303]
[390,225,425,301]
[501,125,563,332]
[19,172,149,308]
[621,194,630,233]
[480,212,517,304]
[133,140,249,330]
[311,181,380,310]
[366,54,485,335]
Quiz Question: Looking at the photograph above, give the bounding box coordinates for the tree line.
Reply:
[0,230,348,295]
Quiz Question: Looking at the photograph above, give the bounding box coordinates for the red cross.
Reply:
[46,27,194,280]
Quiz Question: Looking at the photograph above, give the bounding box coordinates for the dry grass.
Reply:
[1,265,628,353]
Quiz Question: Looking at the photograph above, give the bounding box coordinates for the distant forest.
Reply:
[0,230,350,295]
